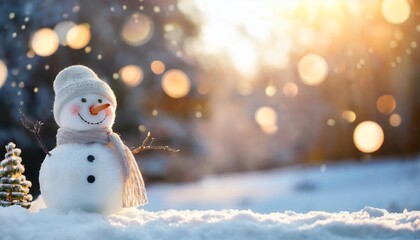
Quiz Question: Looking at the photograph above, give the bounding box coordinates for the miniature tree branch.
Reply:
[19,110,51,156]
[131,132,179,154]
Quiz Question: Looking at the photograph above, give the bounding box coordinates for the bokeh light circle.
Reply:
[376,95,396,114]
[0,60,7,88]
[342,110,356,123]
[353,121,384,153]
[54,21,76,45]
[151,60,165,74]
[282,82,299,97]
[162,69,191,98]
[265,85,277,97]
[119,65,144,87]
[261,124,278,135]
[389,113,402,127]
[66,24,91,49]
[381,0,411,24]
[30,28,59,57]
[298,54,329,86]
[255,106,277,127]
[122,13,154,46]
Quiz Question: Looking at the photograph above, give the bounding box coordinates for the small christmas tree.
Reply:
[0,142,33,209]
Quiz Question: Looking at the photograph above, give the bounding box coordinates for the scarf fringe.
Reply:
[122,147,148,207]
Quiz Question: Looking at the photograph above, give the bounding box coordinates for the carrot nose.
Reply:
[89,103,110,115]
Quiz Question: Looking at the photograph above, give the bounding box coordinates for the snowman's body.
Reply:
[39,143,123,213]
[39,67,147,214]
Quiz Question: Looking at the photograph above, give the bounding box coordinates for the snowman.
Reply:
[39,65,147,214]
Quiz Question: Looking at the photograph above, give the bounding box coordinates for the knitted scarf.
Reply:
[56,128,148,208]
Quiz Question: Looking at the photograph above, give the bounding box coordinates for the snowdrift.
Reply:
[0,205,418,240]
[2,159,418,239]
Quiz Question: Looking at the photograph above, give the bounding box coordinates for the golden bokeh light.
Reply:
[30,28,59,57]
[389,113,402,127]
[381,0,411,24]
[255,106,277,128]
[261,124,278,135]
[66,24,91,49]
[138,125,147,132]
[54,21,76,45]
[353,121,384,153]
[162,69,191,98]
[298,54,329,86]
[151,60,165,74]
[26,50,35,58]
[119,65,144,87]
[376,95,396,114]
[195,111,202,118]
[327,119,336,127]
[282,82,299,97]
[265,85,277,97]
[0,60,7,88]
[121,13,154,46]
[342,110,357,123]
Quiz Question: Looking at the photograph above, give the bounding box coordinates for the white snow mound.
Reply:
[0,205,418,240]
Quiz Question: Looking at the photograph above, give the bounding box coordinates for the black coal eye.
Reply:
[81,98,87,103]
[98,99,102,103]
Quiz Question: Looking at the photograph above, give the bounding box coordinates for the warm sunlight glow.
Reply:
[376,95,397,114]
[119,65,144,87]
[342,110,357,123]
[282,82,299,97]
[162,69,191,98]
[298,54,329,86]
[0,60,7,88]
[389,113,402,127]
[66,24,91,49]
[228,39,258,78]
[122,13,154,46]
[30,28,59,57]
[193,0,296,79]
[353,121,384,153]
[151,60,165,74]
[381,0,411,24]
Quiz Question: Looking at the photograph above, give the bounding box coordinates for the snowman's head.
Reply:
[53,65,117,130]
[58,93,116,130]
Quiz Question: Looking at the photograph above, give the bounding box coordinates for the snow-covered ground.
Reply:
[1,159,419,239]
[1,205,419,240]
[145,159,420,213]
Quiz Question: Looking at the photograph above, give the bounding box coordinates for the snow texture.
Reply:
[145,159,420,213]
[19,159,420,239]
[0,205,418,240]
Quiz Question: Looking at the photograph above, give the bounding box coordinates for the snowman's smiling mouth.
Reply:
[78,113,107,125]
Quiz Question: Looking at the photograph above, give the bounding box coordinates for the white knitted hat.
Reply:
[53,65,117,124]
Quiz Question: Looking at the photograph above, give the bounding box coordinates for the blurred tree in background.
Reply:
[1,0,420,197]
[0,0,204,196]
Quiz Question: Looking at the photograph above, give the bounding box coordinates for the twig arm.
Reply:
[131,132,179,154]
[19,110,51,156]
